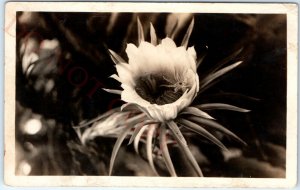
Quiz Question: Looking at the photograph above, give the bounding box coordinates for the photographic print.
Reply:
[4,2,298,188]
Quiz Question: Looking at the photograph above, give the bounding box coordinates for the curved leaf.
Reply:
[137,17,144,45]
[134,125,148,154]
[73,107,121,129]
[160,125,177,177]
[178,118,227,151]
[181,106,215,120]
[115,113,146,128]
[109,126,133,175]
[167,121,187,146]
[128,120,159,145]
[196,103,250,112]
[102,88,122,95]
[146,124,159,175]
[169,19,178,39]
[188,116,246,146]
[196,46,208,68]
[108,49,126,64]
[167,121,203,177]
[150,22,157,45]
[181,18,194,48]
[121,103,152,118]
[200,61,242,91]
[210,47,243,74]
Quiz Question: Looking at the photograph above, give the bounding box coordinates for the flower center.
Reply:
[135,74,186,105]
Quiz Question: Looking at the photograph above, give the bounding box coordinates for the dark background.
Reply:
[15,12,286,177]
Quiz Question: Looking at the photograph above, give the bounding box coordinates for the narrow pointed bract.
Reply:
[160,125,177,177]
[196,46,208,68]
[103,88,122,95]
[178,118,228,151]
[134,125,147,154]
[197,103,250,112]
[115,113,146,128]
[169,19,178,39]
[150,23,158,45]
[188,116,247,146]
[137,17,145,45]
[109,126,133,175]
[210,47,243,73]
[146,124,159,175]
[181,18,194,48]
[128,120,158,145]
[108,49,126,64]
[201,61,243,91]
[167,121,187,146]
[109,74,122,83]
[167,121,203,177]
[180,106,215,120]
[73,107,121,129]
[121,103,152,118]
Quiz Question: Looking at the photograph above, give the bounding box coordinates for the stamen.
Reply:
[135,74,184,105]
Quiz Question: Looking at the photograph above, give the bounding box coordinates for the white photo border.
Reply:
[4,2,298,188]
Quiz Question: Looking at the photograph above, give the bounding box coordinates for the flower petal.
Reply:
[115,62,135,86]
[121,85,153,109]
[160,37,177,49]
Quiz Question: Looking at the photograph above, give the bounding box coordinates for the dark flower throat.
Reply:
[135,74,184,105]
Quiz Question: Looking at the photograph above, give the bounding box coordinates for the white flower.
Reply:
[79,17,248,177]
[108,20,199,122]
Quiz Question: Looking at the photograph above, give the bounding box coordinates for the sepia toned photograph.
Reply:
[4,2,298,188]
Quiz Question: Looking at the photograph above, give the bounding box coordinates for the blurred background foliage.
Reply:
[16,12,286,177]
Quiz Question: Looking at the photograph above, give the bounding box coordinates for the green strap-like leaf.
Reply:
[188,116,246,146]
[167,121,203,177]
[159,125,177,177]
[178,118,227,151]
[196,103,250,112]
